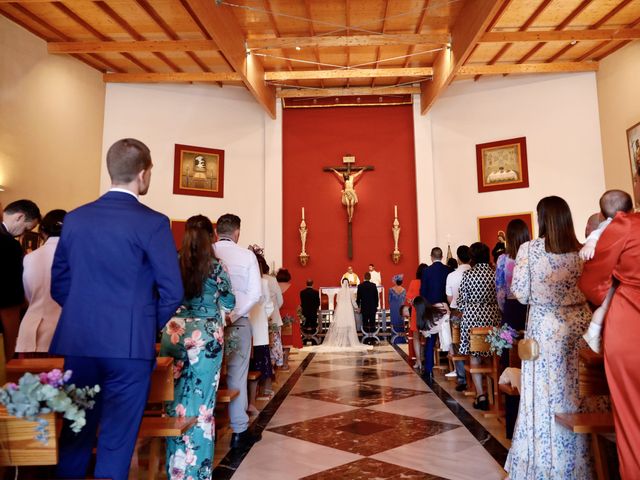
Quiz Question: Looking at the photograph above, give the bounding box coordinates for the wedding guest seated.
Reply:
[16,209,66,358]
[159,215,235,479]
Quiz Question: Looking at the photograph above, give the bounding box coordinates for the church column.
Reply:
[264,100,283,267]
[413,97,438,262]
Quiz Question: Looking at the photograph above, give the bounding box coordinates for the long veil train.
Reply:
[304,282,372,352]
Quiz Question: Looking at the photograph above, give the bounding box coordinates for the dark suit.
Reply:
[300,287,320,330]
[357,280,379,332]
[50,191,183,480]
[419,261,451,376]
[0,223,25,360]
[0,223,24,309]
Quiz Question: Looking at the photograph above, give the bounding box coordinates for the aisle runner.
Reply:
[228,346,506,480]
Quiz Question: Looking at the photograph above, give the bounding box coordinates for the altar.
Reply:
[319,285,385,311]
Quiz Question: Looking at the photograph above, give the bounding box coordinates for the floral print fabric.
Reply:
[495,253,516,312]
[505,238,607,479]
[160,261,235,480]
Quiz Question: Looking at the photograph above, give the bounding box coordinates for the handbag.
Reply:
[518,243,540,361]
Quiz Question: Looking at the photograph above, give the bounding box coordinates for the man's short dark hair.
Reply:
[306,279,313,287]
[216,214,241,235]
[430,247,443,260]
[4,199,41,222]
[106,138,152,184]
[456,245,470,264]
[364,272,371,281]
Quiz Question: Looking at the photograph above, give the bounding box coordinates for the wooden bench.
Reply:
[555,412,614,480]
[555,349,614,480]
[466,327,502,416]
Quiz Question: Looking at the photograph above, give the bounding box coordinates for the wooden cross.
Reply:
[323,155,374,259]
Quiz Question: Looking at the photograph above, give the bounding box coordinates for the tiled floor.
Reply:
[224,346,507,480]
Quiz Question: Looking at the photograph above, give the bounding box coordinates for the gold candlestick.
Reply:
[299,207,309,266]
[391,205,401,264]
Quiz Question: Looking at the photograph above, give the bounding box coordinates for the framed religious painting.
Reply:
[626,120,640,208]
[20,231,41,254]
[478,212,534,263]
[173,144,224,198]
[476,137,529,193]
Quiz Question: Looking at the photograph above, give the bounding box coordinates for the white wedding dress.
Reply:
[304,283,372,352]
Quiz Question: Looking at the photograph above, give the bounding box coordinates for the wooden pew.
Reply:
[555,348,614,480]
[466,327,502,416]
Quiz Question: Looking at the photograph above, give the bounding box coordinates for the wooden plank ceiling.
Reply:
[2,0,639,117]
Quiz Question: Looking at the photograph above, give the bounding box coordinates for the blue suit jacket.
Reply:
[420,261,451,304]
[50,191,183,360]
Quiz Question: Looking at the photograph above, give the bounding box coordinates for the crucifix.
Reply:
[323,154,374,259]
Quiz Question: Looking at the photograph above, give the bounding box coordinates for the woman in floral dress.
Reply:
[160,215,235,480]
[505,196,605,479]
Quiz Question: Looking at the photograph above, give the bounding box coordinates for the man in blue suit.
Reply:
[50,138,183,480]
[420,247,451,380]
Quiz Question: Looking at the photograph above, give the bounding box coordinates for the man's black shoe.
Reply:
[455,383,467,392]
[230,430,262,449]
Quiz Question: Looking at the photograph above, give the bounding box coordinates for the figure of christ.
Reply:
[329,167,366,223]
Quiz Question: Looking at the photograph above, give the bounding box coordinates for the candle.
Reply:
[394,205,398,217]
[302,207,305,220]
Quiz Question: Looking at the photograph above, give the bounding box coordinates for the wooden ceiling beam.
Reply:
[184,0,276,118]
[474,0,551,81]
[104,72,241,83]
[302,0,324,89]
[471,0,514,81]
[48,40,218,54]
[277,86,421,98]
[247,33,449,50]
[459,61,598,75]
[265,67,433,81]
[421,0,509,114]
[481,28,640,43]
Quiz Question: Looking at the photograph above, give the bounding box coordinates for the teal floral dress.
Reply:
[160,261,235,480]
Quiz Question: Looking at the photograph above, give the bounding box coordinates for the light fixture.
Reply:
[295,46,301,51]
[0,185,4,192]
[570,40,577,45]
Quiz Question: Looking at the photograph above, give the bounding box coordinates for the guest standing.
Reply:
[160,215,235,479]
[0,199,40,360]
[445,245,471,390]
[406,263,427,371]
[51,139,183,480]
[388,274,407,344]
[495,219,530,367]
[505,196,604,479]
[214,214,262,449]
[457,242,501,409]
[263,264,284,370]
[580,210,640,479]
[420,248,450,379]
[16,209,66,357]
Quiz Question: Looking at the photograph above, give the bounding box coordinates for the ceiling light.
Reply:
[570,40,577,45]
[295,46,301,51]
[0,185,4,192]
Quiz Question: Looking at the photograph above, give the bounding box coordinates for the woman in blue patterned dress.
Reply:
[388,274,407,344]
[505,196,605,479]
[160,215,235,480]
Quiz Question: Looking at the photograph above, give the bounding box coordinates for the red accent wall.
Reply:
[282,105,419,314]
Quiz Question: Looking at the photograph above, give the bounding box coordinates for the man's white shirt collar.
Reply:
[109,187,138,200]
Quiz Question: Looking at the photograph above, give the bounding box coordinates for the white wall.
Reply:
[0,16,104,212]
[101,83,277,248]
[414,72,605,250]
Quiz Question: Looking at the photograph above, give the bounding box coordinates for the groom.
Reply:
[357,272,379,333]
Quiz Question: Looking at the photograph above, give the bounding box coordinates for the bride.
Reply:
[306,278,372,352]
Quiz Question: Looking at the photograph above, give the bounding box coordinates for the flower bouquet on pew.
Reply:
[0,369,100,443]
[485,324,518,356]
